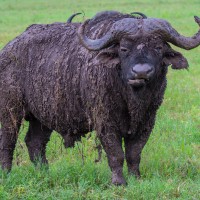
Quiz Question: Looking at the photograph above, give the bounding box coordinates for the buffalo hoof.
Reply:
[0,156,12,173]
[112,173,127,186]
[129,169,141,178]
[0,165,11,173]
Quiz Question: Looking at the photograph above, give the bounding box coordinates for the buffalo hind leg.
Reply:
[98,128,126,185]
[25,117,52,167]
[0,113,23,171]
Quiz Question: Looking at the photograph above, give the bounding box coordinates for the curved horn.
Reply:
[130,12,147,19]
[67,13,82,23]
[153,16,200,50]
[78,18,138,50]
[79,16,200,51]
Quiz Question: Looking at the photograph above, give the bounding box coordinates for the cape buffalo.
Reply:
[0,11,200,185]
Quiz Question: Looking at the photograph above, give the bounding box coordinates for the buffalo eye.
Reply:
[155,46,163,53]
[120,47,129,53]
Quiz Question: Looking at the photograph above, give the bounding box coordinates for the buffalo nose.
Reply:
[132,64,153,78]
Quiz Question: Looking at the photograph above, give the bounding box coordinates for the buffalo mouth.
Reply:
[128,78,147,87]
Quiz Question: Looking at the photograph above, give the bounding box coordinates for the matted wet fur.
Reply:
[0,11,200,185]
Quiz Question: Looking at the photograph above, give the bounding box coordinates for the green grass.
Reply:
[0,0,200,199]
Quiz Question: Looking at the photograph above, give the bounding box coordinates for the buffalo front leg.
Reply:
[25,117,52,166]
[124,134,150,178]
[124,109,157,177]
[98,129,126,185]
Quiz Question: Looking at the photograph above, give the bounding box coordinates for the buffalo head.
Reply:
[78,15,200,87]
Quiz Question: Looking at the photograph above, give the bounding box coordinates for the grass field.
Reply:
[0,0,200,199]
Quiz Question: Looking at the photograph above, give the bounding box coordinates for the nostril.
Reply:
[132,68,137,74]
[132,64,154,76]
[147,67,153,74]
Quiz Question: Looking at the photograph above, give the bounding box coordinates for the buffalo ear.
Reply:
[163,45,188,70]
[94,45,120,68]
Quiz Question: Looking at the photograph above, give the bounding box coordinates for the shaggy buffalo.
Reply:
[0,11,200,185]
